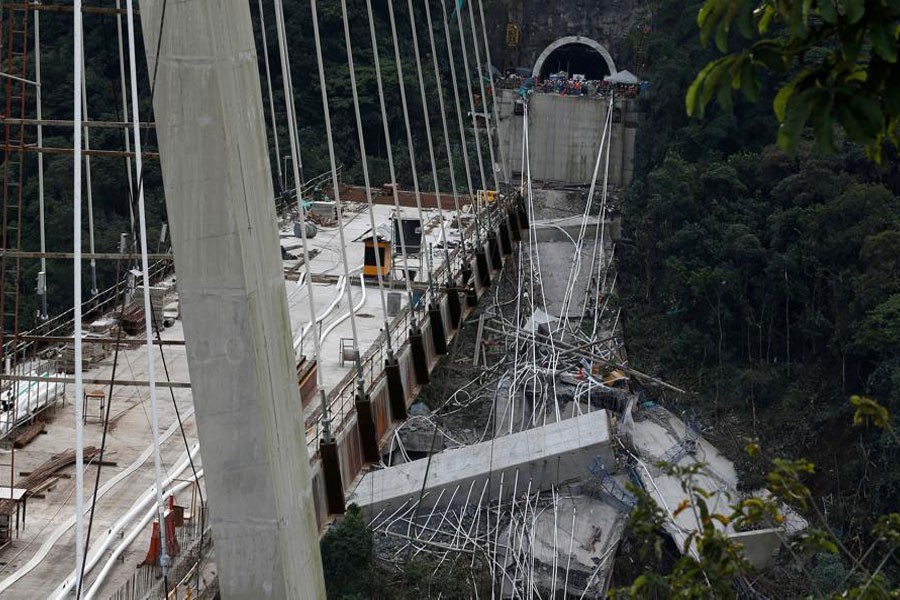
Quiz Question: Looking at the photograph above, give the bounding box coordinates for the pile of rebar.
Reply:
[0,446,101,515]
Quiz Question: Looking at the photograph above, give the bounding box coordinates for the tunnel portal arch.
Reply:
[532,36,617,79]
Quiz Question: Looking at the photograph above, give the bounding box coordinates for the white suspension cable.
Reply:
[79,37,98,296]
[422,0,470,269]
[522,103,560,423]
[385,0,435,293]
[272,0,331,437]
[276,4,306,190]
[256,0,283,189]
[591,97,615,339]
[559,99,613,326]
[309,0,366,397]
[465,0,499,194]
[35,9,47,320]
[125,0,169,575]
[337,0,392,348]
[363,0,416,315]
[115,0,136,250]
[453,0,487,194]
[439,0,480,247]
[475,0,509,186]
[403,0,452,283]
[284,43,306,188]
[72,2,85,595]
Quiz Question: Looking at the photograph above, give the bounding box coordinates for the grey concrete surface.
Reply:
[0,319,203,599]
[349,410,613,516]
[496,90,639,187]
[140,1,325,598]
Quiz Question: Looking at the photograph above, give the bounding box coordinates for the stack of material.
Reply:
[0,446,101,515]
[61,333,108,373]
[89,317,122,351]
[11,420,45,449]
[135,284,173,328]
[121,302,145,336]
[89,317,116,335]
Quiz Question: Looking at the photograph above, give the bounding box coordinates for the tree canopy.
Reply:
[686,0,900,162]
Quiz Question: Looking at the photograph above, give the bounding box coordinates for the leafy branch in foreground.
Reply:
[686,0,900,162]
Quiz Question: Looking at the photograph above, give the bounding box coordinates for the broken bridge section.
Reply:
[349,409,614,516]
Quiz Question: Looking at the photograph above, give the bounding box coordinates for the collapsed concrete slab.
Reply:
[350,410,614,516]
[624,406,806,569]
[499,495,626,598]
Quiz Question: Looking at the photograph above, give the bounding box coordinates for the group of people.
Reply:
[536,76,644,98]
[497,72,644,99]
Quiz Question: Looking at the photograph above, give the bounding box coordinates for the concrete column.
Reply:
[428,304,448,355]
[355,395,381,463]
[446,285,462,329]
[409,328,430,384]
[139,2,325,598]
[488,231,503,270]
[385,357,407,420]
[475,249,491,287]
[498,220,512,255]
[508,210,522,242]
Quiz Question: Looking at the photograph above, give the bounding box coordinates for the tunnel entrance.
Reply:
[531,36,617,81]
[538,44,610,79]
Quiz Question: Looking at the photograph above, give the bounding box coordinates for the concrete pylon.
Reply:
[139,2,326,598]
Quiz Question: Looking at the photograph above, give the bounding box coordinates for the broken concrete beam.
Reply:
[350,410,614,516]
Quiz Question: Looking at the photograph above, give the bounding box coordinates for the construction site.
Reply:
[0,1,813,599]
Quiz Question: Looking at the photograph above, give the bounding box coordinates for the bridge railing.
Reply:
[2,259,174,365]
[275,166,343,223]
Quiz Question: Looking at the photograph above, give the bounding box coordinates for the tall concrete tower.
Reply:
[139,1,326,598]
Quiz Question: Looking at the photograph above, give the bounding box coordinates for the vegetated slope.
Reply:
[620,0,900,543]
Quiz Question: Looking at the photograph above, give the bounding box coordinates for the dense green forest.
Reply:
[620,0,900,583]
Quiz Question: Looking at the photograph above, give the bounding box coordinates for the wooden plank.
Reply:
[11,421,45,449]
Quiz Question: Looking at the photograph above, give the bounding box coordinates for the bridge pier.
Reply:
[475,249,491,288]
[428,304,448,355]
[446,285,462,329]
[355,394,381,464]
[518,198,530,230]
[409,328,430,385]
[319,440,346,515]
[498,221,513,255]
[385,356,407,420]
[488,231,503,270]
[139,1,326,597]
[509,210,522,242]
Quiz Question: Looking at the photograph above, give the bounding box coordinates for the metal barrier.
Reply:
[3,259,174,364]
[275,166,343,223]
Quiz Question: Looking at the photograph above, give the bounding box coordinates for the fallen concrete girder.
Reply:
[349,409,614,516]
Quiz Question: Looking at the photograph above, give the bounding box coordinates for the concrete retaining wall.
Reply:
[496,91,638,187]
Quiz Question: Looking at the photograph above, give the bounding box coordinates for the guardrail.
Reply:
[2,259,174,368]
[275,166,343,222]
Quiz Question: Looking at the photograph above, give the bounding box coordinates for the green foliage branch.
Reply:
[686,0,900,162]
